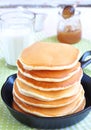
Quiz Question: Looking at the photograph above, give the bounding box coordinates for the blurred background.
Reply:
[0,0,90,8]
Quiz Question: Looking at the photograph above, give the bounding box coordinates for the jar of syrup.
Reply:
[57,10,81,44]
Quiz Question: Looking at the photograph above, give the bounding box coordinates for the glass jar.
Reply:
[0,10,34,68]
[57,10,82,44]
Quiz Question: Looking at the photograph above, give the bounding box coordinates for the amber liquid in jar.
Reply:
[57,11,81,44]
[57,26,81,44]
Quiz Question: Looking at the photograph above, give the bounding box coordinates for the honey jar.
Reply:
[57,11,81,44]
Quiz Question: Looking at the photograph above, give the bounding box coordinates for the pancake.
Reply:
[74,98,86,113]
[12,101,26,113]
[17,68,83,91]
[17,60,81,82]
[13,83,84,108]
[70,98,85,114]
[15,78,82,101]
[12,98,86,116]
[19,42,80,70]
[13,92,85,117]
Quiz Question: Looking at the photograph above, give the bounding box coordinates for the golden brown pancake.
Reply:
[13,81,84,108]
[13,93,85,117]
[15,78,82,101]
[19,42,80,70]
[74,98,86,113]
[17,60,81,82]
[12,98,86,116]
[17,68,83,91]
[12,101,25,113]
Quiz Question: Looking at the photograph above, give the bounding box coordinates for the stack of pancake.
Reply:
[12,42,86,117]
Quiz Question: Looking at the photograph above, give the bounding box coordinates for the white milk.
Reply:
[0,27,33,66]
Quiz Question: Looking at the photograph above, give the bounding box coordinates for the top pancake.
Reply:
[19,42,80,70]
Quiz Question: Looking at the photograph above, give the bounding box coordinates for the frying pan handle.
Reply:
[79,51,91,69]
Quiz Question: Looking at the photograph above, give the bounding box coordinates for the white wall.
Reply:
[0,0,90,6]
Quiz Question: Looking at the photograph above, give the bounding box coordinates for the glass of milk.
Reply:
[0,10,35,69]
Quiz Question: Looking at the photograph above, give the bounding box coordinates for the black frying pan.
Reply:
[79,50,91,69]
[1,51,91,129]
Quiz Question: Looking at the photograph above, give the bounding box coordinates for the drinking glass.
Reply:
[0,10,34,68]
